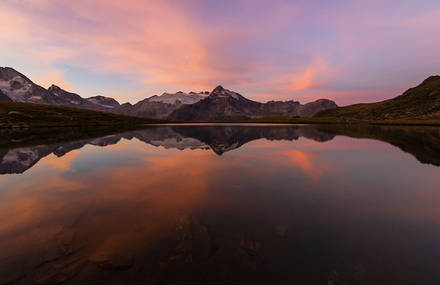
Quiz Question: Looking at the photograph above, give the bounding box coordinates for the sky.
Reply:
[1,0,439,105]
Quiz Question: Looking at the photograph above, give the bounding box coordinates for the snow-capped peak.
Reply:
[0,75,33,102]
[209,85,241,100]
[86,95,120,108]
[147,91,207,105]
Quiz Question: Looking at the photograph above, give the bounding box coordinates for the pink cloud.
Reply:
[0,1,302,94]
[0,0,439,104]
[281,56,333,92]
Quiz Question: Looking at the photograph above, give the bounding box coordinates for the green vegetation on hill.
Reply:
[0,100,163,128]
[316,76,440,121]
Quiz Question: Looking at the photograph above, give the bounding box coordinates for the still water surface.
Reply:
[0,124,439,284]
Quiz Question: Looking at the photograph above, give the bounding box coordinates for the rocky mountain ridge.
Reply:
[169,85,338,121]
[147,91,209,104]
[0,67,338,120]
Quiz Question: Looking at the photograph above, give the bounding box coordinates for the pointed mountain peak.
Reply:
[212,85,225,93]
[88,95,105,99]
[0,66,20,75]
[48,84,75,95]
[0,66,21,75]
[0,66,33,83]
[48,84,73,96]
[422,75,440,85]
[209,85,242,100]
[48,84,61,91]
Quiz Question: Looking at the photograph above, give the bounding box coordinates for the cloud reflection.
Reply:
[0,125,440,283]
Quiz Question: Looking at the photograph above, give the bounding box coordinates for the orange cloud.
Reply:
[0,0,300,96]
[35,69,73,90]
[282,57,330,92]
[2,0,436,105]
[0,1,208,88]
[282,150,324,180]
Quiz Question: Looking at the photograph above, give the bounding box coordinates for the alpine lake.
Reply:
[0,124,439,285]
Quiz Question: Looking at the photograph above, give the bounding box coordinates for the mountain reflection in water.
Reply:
[1,124,439,175]
[0,125,336,174]
[0,124,439,285]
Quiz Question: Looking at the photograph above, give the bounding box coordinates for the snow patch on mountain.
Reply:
[87,98,115,108]
[2,148,39,167]
[86,96,120,109]
[149,137,209,150]
[0,76,33,102]
[28,96,42,102]
[209,86,242,100]
[148,91,207,105]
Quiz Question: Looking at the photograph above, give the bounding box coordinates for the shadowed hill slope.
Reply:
[316,76,440,120]
[0,100,162,128]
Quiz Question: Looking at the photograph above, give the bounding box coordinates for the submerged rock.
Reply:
[239,235,261,256]
[168,215,213,265]
[33,255,87,284]
[275,225,289,238]
[88,242,134,271]
[0,258,25,285]
[89,252,134,270]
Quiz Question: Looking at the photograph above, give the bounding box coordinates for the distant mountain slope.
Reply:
[86,95,121,109]
[0,67,69,105]
[316,76,440,120]
[0,67,121,112]
[48,84,120,111]
[115,91,209,119]
[116,99,180,119]
[169,86,337,121]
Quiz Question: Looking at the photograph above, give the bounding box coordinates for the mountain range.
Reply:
[168,85,337,121]
[0,67,338,120]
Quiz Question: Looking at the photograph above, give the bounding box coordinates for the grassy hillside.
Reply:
[0,100,163,128]
[316,76,440,121]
